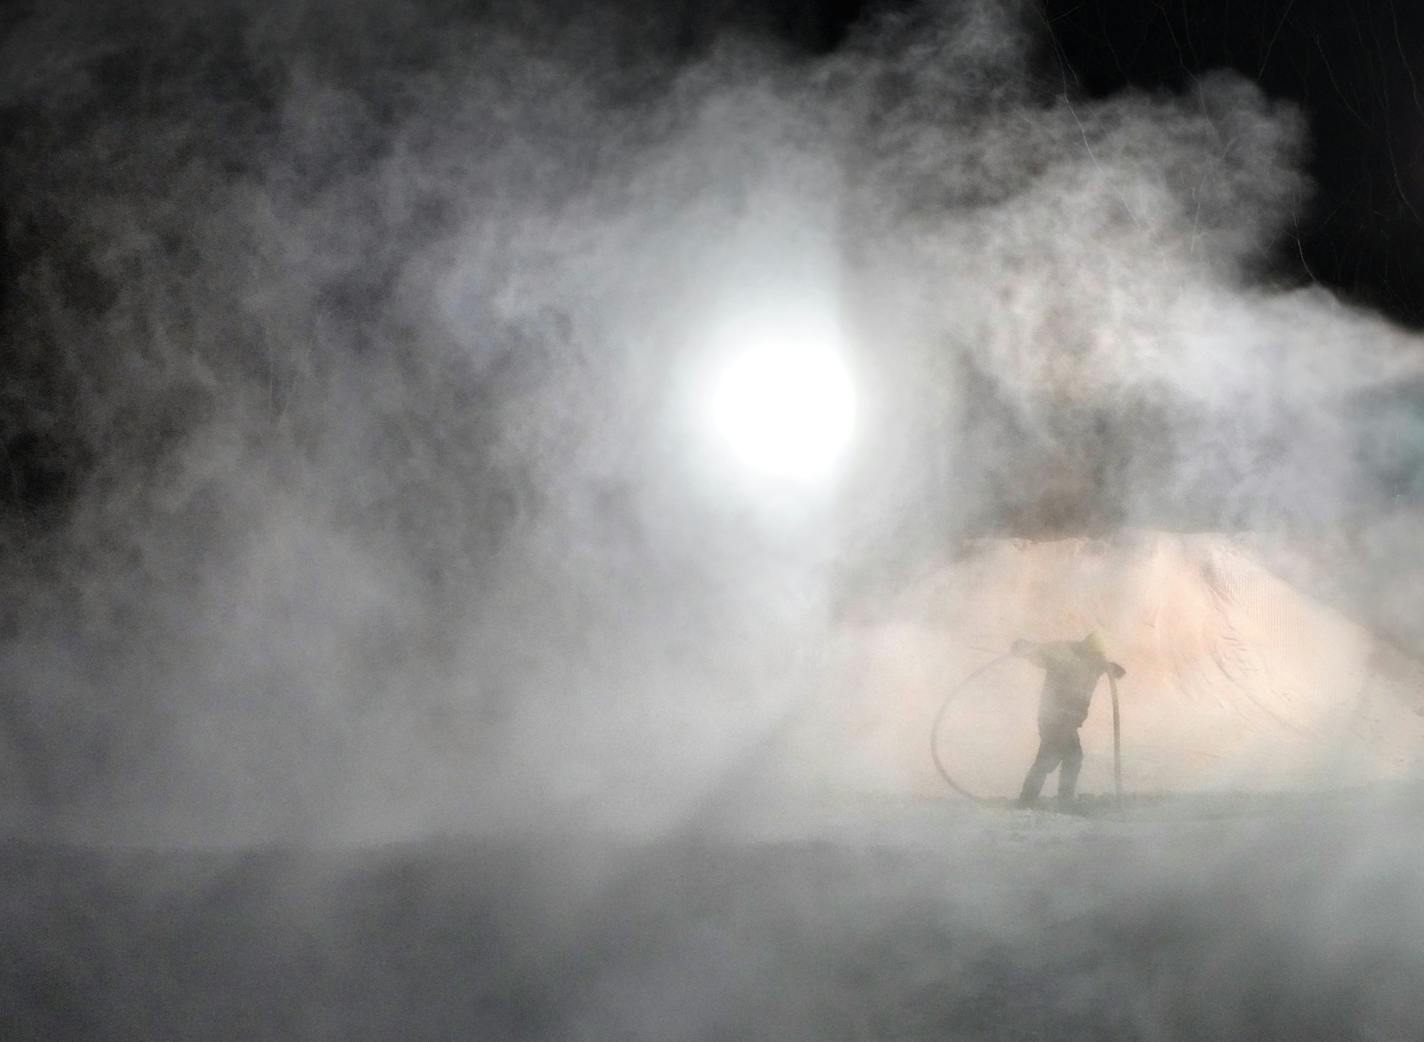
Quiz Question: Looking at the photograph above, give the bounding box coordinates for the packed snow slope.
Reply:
[822,531,1424,799]
[7,793,1424,1041]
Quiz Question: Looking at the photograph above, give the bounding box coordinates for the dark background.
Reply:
[723,0,1424,328]
[4,0,1424,528]
[8,1,1424,316]
[1037,0,1424,331]
[2,22,1424,1042]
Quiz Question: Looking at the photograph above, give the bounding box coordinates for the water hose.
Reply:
[929,655,1010,805]
[931,654,1124,805]
[1110,673,1122,801]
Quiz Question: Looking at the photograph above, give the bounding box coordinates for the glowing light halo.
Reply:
[707,321,856,482]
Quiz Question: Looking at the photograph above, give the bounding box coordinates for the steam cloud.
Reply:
[2,0,1422,838]
[3,1,1424,1039]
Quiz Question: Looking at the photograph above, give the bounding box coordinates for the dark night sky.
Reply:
[4,0,1424,532]
[7,1,1424,327]
[1037,0,1424,330]
[3,2,1423,322]
[743,0,1424,328]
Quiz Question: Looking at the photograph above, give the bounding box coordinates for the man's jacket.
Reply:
[1013,640,1126,734]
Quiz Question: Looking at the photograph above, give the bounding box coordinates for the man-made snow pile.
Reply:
[816,531,1424,798]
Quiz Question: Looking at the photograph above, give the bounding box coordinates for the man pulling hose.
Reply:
[1012,632,1125,807]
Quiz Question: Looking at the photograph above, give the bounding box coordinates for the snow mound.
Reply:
[823,531,1424,798]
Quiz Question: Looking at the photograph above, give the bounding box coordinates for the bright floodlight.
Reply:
[709,325,856,481]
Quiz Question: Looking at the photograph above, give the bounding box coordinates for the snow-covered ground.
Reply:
[13,532,1418,1039]
[4,790,1421,1040]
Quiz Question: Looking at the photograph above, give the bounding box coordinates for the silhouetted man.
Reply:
[1012,632,1125,806]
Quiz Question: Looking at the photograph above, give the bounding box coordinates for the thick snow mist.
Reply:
[4,2,1424,1039]
[2,0,1422,838]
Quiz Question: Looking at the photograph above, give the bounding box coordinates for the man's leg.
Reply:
[1018,736,1063,805]
[1057,731,1084,800]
